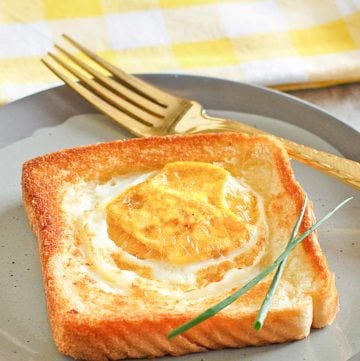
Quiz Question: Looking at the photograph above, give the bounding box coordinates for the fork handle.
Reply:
[204,117,360,190]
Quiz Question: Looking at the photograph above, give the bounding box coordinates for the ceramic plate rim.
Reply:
[0,74,359,160]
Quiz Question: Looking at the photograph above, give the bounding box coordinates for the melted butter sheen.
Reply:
[63,162,267,297]
[106,162,259,265]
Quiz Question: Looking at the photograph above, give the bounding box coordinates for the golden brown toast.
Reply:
[22,133,338,361]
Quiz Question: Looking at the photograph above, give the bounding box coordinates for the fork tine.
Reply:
[42,58,153,137]
[54,44,165,118]
[48,52,164,127]
[62,34,173,107]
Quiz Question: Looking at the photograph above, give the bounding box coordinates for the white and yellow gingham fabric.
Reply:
[1,0,360,105]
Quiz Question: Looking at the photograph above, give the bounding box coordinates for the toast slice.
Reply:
[22,133,338,361]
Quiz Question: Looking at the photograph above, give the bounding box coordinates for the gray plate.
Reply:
[0,75,359,361]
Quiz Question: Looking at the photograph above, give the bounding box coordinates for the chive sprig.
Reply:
[168,195,352,339]
[254,193,308,330]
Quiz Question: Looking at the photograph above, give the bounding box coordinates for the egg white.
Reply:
[62,169,268,299]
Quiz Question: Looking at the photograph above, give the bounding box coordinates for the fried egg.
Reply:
[63,162,268,299]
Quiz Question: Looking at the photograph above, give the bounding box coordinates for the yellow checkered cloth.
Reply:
[1,0,360,105]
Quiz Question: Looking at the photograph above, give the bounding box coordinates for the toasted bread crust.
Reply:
[22,133,338,360]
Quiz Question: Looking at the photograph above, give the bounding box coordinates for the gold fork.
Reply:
[42,35,360,190]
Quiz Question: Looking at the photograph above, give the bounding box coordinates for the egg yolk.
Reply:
[106,162,259,265]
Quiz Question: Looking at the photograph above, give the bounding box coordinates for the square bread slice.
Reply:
[22,133,338,361]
